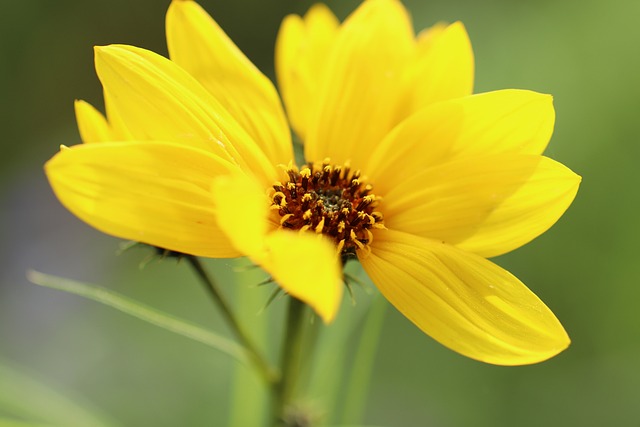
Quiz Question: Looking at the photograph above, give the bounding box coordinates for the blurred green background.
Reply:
[1,0,639,426]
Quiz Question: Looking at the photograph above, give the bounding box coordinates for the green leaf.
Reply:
[27,270,247,364]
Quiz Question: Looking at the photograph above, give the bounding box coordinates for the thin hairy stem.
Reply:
[185,256,279,387]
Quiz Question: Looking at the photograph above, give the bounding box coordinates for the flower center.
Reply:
[270,160,384,260]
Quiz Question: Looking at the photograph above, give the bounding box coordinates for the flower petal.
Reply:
[211,172,342,322]
[264,231,343,324]
[94,44,277,184]
[74,100,113,143]
[367,89,556,194]
[443,90,555,157]
[408,21,474,112]
[166,0,293,166]
[275,3,339,141]
[103,90,134,140]
[210,171,271,257]
[304,0,415,169]
[361,229,570,365]
[413,22,448,49]
[382,154,581,258]
[45,141,240,258]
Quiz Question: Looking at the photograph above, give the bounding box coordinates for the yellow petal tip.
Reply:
[263,231,343,324]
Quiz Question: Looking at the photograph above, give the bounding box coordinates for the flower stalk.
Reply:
[185,255,279,387]
[275,297,309,426]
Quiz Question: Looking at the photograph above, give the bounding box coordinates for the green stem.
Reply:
[274,297,308,426]
[339,293,388,424]
[227,259,272,427]
[185,256,279,387]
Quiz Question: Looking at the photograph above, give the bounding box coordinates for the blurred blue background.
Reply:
[1,0,639,426]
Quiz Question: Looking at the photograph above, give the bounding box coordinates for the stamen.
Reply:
[300,167,311,190]
[356,195,375,210]
[273,192,287,206]
[330,166,341,186]
[286,181,297,200]
[269,159,384,257]
[365,229,374,244]
[280,213,293,226]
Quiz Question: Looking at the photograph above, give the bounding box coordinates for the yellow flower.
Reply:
[45,0,580,365]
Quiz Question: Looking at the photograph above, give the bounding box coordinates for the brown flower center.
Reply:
[270,160,384,261]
